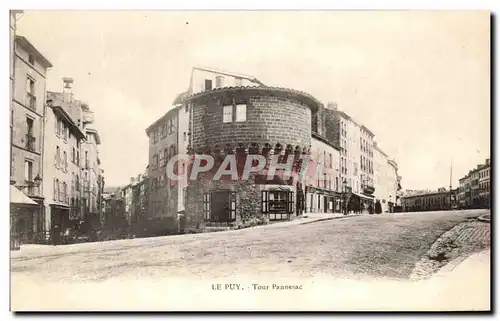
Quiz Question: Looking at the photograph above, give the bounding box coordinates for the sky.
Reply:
[15,10,490,190]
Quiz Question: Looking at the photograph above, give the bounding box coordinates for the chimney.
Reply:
[327,102,338,110]
[130,177,135,185]
[62,77,74,103]
[486,158,490,166]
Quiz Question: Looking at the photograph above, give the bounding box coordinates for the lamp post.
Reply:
[342,178,348,215]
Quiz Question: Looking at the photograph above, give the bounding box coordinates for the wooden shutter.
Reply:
[203,193,211,220]
[287,191,294,214]
[230,192,237,221]
[261,190,269,214]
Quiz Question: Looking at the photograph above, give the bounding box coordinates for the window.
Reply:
[24,159,33,185]
[223,105,233,123]
[235,104,246,122]
[53,179,57,200]
[26,77,36,109]
[184,104,189,113]
[329,153,332,168]
[159,150,165,167]
[76,151,80,165]
[55,146,60,168]
[72,148,75,163]
[215,76,224,88]
[63,151,67,171]
[152,154,159,168]
[28,54,35,65]
[183,132,187,142]
[76,175,80,191]
[262,190,294,220]
[170,145,176,157]
[63,124,68,142]
[160,124,165,139]
[169,118,176,134]
[163,148,169,163]
[56,179,60,201]
[205,79,213,91]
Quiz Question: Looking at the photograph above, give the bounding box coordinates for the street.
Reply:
[11,209,490,311]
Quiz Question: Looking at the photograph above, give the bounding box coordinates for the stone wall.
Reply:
[190,90,313,151]
[185,174,264,231]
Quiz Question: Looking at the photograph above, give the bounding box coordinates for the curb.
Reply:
[300,214,361,225]
[478,214,491,223]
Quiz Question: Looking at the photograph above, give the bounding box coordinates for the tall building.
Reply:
[81,107,102,222]
[10,35,52,243]
[321,104,377,212]
[306,133,341,213]
[44,87,86,238]
[45,78,104,235]
[145,103,189,234]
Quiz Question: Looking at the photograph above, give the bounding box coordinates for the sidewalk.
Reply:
[429,249,490,310]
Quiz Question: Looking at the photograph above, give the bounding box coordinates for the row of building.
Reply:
[458,158,491,209]
[10,11,105,245]
[399,158,490,212]
[102,66,402,236]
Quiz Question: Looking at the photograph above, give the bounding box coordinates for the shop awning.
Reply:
[10,185,38,205]
[351,191,375,201]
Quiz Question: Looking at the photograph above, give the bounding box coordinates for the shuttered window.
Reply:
[203,193,211,220]
[261,190,269,214]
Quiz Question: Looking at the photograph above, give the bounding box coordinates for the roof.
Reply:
[401,190,450,198]
[10,185,38,205]
[15,35,53,68]
[193,66,265,86]
[173,91,189,105]
[46,93,86,140]
[375,145,388,157]
[85,127,101,145]
[361,125,375,137]
[145,105,182,135]
[183,86,322,112]
[311,132,340,151]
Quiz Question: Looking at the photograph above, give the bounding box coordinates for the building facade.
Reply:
[401,188,452,212]
[305,133,341,213]
[458,158,490,209]
[320,103,377,212]
[44,88,87,239]
[145,105,186,234]
[11,35,53,243]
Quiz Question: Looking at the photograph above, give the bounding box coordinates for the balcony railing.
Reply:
[24,180,36,196]
[27,93,37,110]
[25,134,36,152]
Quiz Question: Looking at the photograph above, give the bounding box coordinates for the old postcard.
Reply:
[9,10,491,311]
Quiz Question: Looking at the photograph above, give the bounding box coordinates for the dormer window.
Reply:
[28,54,35,65]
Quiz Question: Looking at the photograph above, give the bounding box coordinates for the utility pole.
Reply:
[449,160,453,210]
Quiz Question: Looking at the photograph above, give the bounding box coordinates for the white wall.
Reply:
[189,68,259,95]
